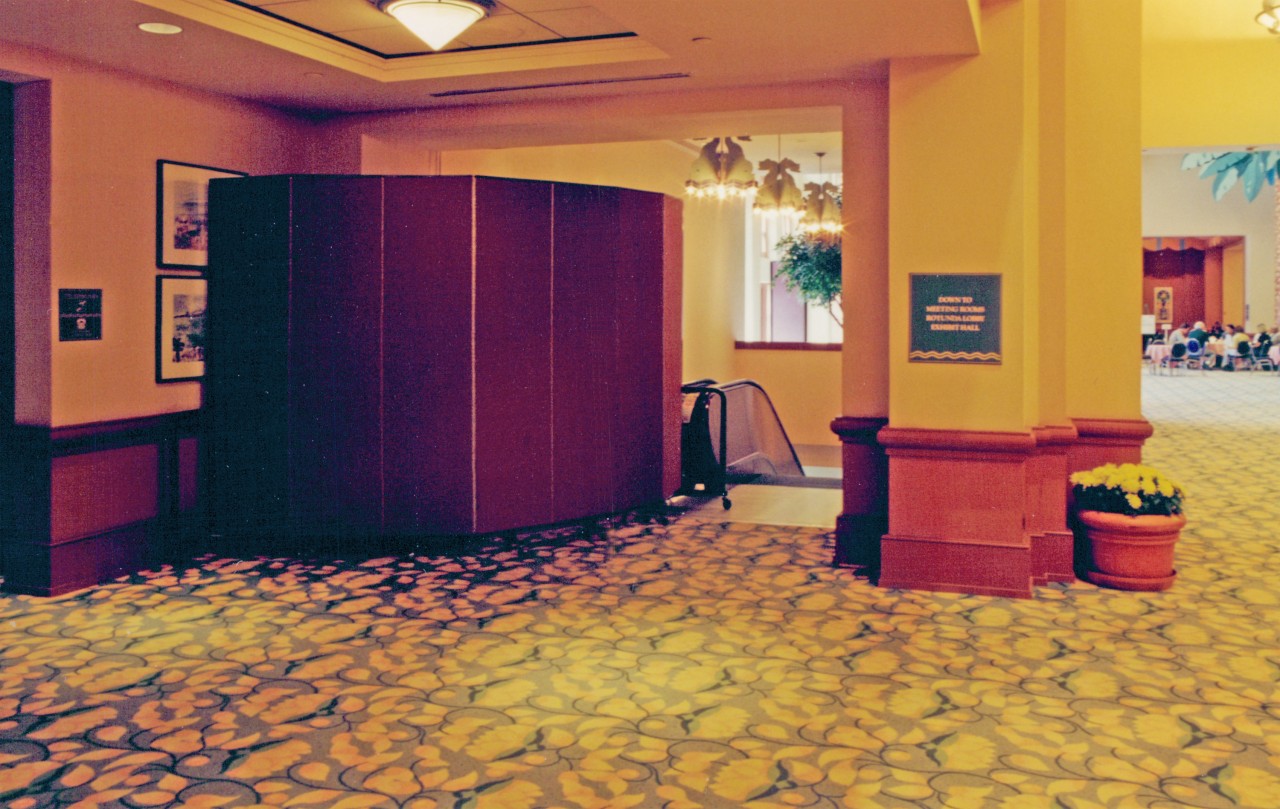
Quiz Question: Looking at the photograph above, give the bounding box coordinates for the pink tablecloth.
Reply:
[1146,344,1171,367]
[1270,345,1280,366]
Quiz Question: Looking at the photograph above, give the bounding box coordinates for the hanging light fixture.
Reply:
[1258,0,1280,33]
[685,137,758,199]
[379,0,490,51]
[799,152,843,235]
[753,136,803,218]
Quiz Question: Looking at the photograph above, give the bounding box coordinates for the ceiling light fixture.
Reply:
[1258,0,1280,33]
[685,137,757,200]
[800,152,843,236]
[378,0,489,51]
[138,22,183,35]
[754,136,803,219]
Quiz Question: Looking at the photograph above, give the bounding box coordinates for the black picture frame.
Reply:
[156,275,208,383]
[156,159,247,269]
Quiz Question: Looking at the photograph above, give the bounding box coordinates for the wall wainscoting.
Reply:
[1,410,202,596]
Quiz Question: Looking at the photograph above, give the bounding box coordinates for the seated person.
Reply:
[1224,325,1251,370]
[1188,321,1209,344]
[1254,324,1272,350]
[1168,323,1189,345]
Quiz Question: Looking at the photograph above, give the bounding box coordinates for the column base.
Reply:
[1069,417,1153,472]
[878,427,1038,598]
[830,416,888,569]
[879,533,1033,598]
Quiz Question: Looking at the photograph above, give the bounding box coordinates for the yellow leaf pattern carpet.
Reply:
[2,372,1279,808]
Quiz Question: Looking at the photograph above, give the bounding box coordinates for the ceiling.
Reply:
[0,0,982,115]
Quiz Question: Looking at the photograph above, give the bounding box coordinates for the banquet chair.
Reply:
[1251,343,1275,372]
[1232,343,1253,371]
[1184,338,1207,373]
[1162,341,1188,375]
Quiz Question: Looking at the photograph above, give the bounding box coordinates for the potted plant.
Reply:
[1070,463,1186,591]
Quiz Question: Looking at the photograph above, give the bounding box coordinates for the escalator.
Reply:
[677,378,832,509]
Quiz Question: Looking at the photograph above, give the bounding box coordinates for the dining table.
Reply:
[1145,343,1172,372]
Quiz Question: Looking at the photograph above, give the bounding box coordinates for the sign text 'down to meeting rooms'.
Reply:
[909,274,1001,365]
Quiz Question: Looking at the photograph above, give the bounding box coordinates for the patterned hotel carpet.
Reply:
[3,373,1280,808]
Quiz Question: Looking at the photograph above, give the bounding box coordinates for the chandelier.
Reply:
[752,135,803,218]
[1260,1,1280,33]
[754,157,804,218]
[684,137,758,199]
[800,152,843,236]
[378,0,490,50]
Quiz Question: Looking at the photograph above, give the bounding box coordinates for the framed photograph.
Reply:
[156,159,247,269]
[156,275,207,383]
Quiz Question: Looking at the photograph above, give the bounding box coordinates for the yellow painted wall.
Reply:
[442,141,689,196]
[1063,0,1142,421]
[681,198,744,387]
[1143,0,1280,148]
[731,350,841,447]
[0,43,316,427]
[888,1,1031,431]
[841,81,889,420]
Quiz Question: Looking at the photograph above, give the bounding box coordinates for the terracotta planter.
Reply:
[1077,509,1186,591]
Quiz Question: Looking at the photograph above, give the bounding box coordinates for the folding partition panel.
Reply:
[208,175,680,547]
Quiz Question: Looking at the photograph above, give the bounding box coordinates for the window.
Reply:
[739,173,842,346]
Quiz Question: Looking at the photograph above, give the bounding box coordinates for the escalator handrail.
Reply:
[680,378,805,475]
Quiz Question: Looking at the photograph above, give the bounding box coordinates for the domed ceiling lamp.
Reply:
[378,0,490,50]
[754,136,803,219]
[685,137,757,200]
[1258,0,1280,33]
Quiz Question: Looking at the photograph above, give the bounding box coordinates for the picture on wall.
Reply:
[156,275,207,383]
[156,159,247,269]
[1154,286,1173,324]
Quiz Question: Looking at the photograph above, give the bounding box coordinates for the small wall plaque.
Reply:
[58,288,102,341]
[909,274,1001,364]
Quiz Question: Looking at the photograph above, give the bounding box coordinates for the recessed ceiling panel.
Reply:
[249,0,394,33]
[452,14,562,48]
[500,0,590,12]
[223,0,633,57]
[527,8,626,38]
[334,24,438,53]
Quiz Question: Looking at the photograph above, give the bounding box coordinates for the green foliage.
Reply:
[1182,151,1280,202]
[775,233,841,307]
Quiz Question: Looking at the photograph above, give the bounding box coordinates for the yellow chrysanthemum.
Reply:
[1125,493,1142,510]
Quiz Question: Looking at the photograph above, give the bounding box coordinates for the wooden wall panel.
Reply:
[1143,249,1205,328]
[0,83,14,581]
[207,177,292,539]
[206,175,678,546]
[612,190,667,507]
[178,437,199,514]
[661,196,684,498]
[289,177,384,533]
[552,183,618,521]
[51,445,158,541]
[474,178,553,533]
[383,176,476,534]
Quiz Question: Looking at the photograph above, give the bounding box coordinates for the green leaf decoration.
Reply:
[1186,150,1280,203]
[1212,166,1239,201]
[1243,158,1265,201]
[773,233,842,323]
